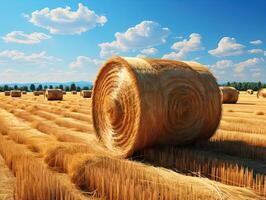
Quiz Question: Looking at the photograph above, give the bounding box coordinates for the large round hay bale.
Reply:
[257,88,266,99]
[4,91,10,96]
[33,91,39,96]
[10,90,22,97]
[22,91,27,94]
[220,87,239,104]
[247,89,253,95]
[92,57,222,157]
[72,91,77,95]
[45,89,63,101]
[81,90,92,98]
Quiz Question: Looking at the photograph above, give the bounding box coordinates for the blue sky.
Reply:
[0,0,265,84]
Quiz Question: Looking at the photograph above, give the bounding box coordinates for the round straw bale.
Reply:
[62,91,66,95]
[38,91,44,95]
[72,91,77,94]
[92,57,222,157]
[45,89,63,101]
[10,90,22,97]
[247,89,253,94]
[22,91,27,94]
[33,91,39,96]
[220,87,239,104]
[257,88,266,99]
[81,90,92,98]
[4,91,10,96]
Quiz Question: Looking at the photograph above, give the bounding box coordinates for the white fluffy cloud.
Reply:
[29,3,107,35]
[208,37,245,57]
[2,31,51,44]
[162,33,203,60]
[210,60,234,69]
[140,48,158,55]
[234,58,263,73]
[248,49,264,54]
[0,50,61,66]
[250,40,263,45]
[99,21,170,57]
[69,56,102,69]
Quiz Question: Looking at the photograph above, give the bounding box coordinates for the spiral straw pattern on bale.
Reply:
[257,88,266,98]
[92,57,222,157]
[220,87,239,104]
[45,89,63,101]
[10,90,21,97]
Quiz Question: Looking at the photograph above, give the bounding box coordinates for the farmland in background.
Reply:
[0,92,265,199]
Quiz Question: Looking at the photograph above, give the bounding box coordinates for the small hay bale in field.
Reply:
[257,88,266,99]
[246,89,253,94]
[92,57,222,157]
[33,91,39,96]
[72,91,77,95]
[62,91,66,95]
[38,91,44,95]
[10,90,22,97]
[45,89,63,101]
[22,91,27,94]
[220,87,239,104]
[4,91,10,96]
[80,90,92,98]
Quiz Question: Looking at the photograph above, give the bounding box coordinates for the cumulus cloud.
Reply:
[140,48,158,55]
[0,50,61,66]
[248,49,264,54]
[234,58,263,73]
[208,37,245,57]
[250,40,263,45]
[29,3,107,35]
[99,21,170,57]
[162,33,203,60]
[2,31,51,44]
[69,56,102,69]
[210,60,234,69]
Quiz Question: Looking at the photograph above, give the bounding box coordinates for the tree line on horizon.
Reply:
[221,81,266,91]
[0,83,93,92]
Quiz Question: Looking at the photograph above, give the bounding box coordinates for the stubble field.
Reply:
[0,92,265,200]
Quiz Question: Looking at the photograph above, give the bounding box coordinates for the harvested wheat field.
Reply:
[0,91,265,200]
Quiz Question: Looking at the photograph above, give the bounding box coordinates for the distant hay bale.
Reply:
[10,90,22,97]
[81,90,92,98]
[22,91,27,94]
[4,91,10,96]
[45,89,63,101]
[38,91,44,95]
[33,91,39,96]
[62,91,66,95]
[247,89,253,94]
[257,88,266,99]
[72,91,77,95]
[92,57,222,157]
[220,87,239,104]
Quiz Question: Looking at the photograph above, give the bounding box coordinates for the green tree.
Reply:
[37,84,43,91]
[70,83,76,91]
[4,85,9,91]
[30,84,35,91]
[65,86,70,91]
[59,84,64,90]
[49,85,53,89]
